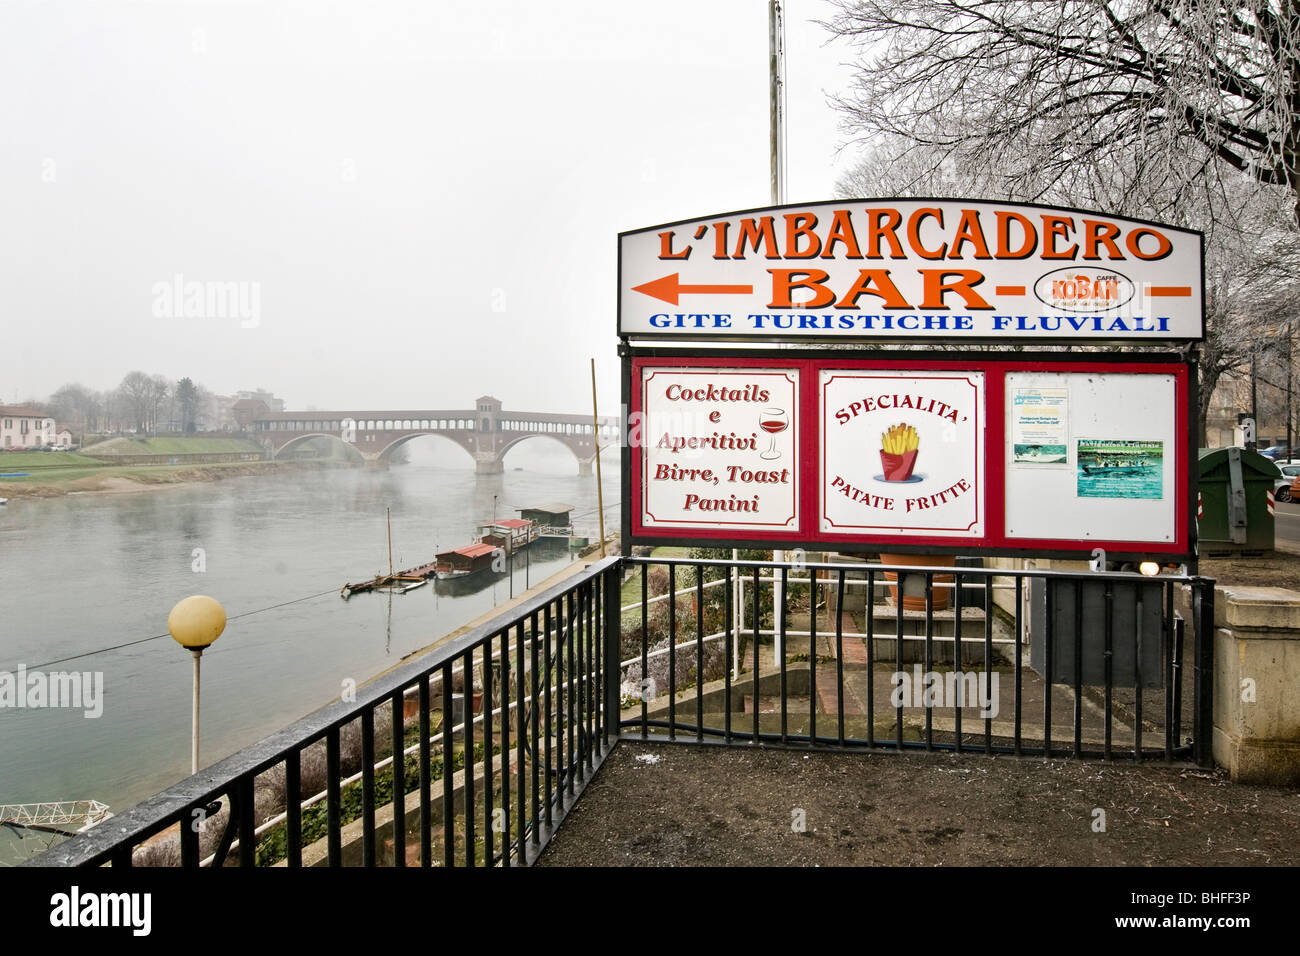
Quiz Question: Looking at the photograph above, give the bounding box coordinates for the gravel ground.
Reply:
[1200,551,1300,591]
[538,741,1300,867]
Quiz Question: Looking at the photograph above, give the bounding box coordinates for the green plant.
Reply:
[254,741,496,866]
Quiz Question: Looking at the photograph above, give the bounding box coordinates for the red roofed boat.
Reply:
[434,541,499,580]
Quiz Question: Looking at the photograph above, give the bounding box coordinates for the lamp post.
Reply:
[167,595,227,775]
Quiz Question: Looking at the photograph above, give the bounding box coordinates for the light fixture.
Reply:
[168,595,227,774]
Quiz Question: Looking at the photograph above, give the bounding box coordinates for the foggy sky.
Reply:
[0,0,857,416]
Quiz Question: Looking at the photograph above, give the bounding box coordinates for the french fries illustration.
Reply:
[879,422,920,481]
[881,423,919,456]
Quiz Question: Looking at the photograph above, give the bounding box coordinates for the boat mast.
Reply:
[387,507,393,578]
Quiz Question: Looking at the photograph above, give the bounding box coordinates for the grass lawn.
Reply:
[83,436,266,455]
[0,451,107,471]
[0,459,294,488]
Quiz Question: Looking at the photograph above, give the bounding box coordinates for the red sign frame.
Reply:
[624,349,1192,560]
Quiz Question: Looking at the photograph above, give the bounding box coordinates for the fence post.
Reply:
[604,560,624,748]
[1192,578,1216,768]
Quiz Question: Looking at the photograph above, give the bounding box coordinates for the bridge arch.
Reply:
[496,433,620,475]
[373,431,477,466]
[272,433,364,462]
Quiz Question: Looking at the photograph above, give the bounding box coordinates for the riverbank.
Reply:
[0,458,358,499]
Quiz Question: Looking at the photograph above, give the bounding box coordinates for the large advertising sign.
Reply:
[619,199,1204,342]
[625,352,1192,559]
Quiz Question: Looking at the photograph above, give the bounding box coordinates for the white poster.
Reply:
[1012,387,1069,463]
[820,370,985,537]
[639,367,799,532]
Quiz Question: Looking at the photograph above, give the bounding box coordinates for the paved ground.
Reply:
[1272,501,1300,552]
[538,741,1300,867]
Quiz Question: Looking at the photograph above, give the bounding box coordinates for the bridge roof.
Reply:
[251,409,617,424]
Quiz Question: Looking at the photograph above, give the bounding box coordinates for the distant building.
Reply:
[231,399,271,429]
[1206,371,1294,448]
[236,389,285,414]
[0,406,55,449]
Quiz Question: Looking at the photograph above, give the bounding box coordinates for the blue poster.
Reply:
[1076,439,1163,500]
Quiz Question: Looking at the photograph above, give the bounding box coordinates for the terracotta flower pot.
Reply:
[881,552,956,611]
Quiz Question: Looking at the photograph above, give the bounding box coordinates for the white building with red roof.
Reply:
[0,406,55,449]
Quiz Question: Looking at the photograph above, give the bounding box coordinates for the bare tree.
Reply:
[47,383,98,435]
[116,371,154,433]
[823,0,1300,223]
[147,375,171,434]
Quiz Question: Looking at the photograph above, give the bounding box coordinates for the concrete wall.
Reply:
[1212,586,1300,785]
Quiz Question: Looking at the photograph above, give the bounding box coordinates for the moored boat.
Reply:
[475,518,539,554]
[340,509,440,598]
[434,542,498,580]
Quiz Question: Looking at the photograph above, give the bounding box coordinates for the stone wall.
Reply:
[1212,586,1300,785]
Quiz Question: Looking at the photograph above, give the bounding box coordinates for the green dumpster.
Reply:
[1197,447,1277,549]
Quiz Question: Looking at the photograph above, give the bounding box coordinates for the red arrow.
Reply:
[631,273,754,306]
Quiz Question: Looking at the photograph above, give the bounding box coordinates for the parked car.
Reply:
[1276,462,1300,502]
[1261,444,1296,460]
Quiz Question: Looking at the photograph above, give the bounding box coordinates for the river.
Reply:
[0,441,618,863]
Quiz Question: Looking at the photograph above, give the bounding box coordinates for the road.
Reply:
[1275,500,1300,551]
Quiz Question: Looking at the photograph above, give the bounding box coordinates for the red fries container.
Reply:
[880,448,918,481]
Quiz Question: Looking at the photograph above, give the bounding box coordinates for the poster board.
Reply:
[624,350,1192,559]
[1003,371,1180,545]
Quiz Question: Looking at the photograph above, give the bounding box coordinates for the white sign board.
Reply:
[1004,371,1179,544]
[820,370,985,537]
[638,367,800,532]
[619,199,1203,341]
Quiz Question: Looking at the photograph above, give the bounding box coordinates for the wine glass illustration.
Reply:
[758,407,788,460]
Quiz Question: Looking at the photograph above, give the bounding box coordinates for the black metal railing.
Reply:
[616,556,1214,766]
[29,556,622,868]
[29,552,1216,868]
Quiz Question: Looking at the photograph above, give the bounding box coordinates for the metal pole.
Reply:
[768,1,786,651]
[732,548,742,680]
[1249,354,1258,452]
[768,0,785,206]
[191,649,202,775]
[1192,579,1216,768]
[591,358,607,557]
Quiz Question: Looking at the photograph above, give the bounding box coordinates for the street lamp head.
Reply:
[168,595,227,650]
